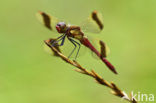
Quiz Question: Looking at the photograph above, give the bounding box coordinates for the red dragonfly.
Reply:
[37,11,117,74]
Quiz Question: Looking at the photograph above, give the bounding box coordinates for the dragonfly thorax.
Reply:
[56,22,68,33]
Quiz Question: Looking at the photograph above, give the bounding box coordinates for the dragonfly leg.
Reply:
[55,34,65,41]
[51,35,66,46]
[55,35,66,46]
[67,38,77,59]
[68,38,81,60]
[59,35,66,46]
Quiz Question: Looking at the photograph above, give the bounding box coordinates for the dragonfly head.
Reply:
[56,22,67,33]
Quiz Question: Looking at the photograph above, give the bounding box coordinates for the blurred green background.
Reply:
[0,0,156,103]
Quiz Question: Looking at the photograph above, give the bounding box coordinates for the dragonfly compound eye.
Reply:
[56,22,67,33]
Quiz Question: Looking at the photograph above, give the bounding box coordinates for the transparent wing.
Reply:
[36,11,60,33]
[81,11,104,34]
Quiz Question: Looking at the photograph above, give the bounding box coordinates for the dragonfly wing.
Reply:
[36,11,60,32]
[81,11,104,34]
[85,36,110,59]
[99,40,110,58]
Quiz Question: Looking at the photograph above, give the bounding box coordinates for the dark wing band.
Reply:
[91,11,104,30]
[37,11,59,32]
[39,12,52,30]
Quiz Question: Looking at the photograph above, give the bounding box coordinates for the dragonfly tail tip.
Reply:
[112,69,118,74]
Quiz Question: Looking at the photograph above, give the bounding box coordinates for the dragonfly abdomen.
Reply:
[80,37,117,74]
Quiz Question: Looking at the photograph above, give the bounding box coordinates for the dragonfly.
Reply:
[37,11,117,74]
